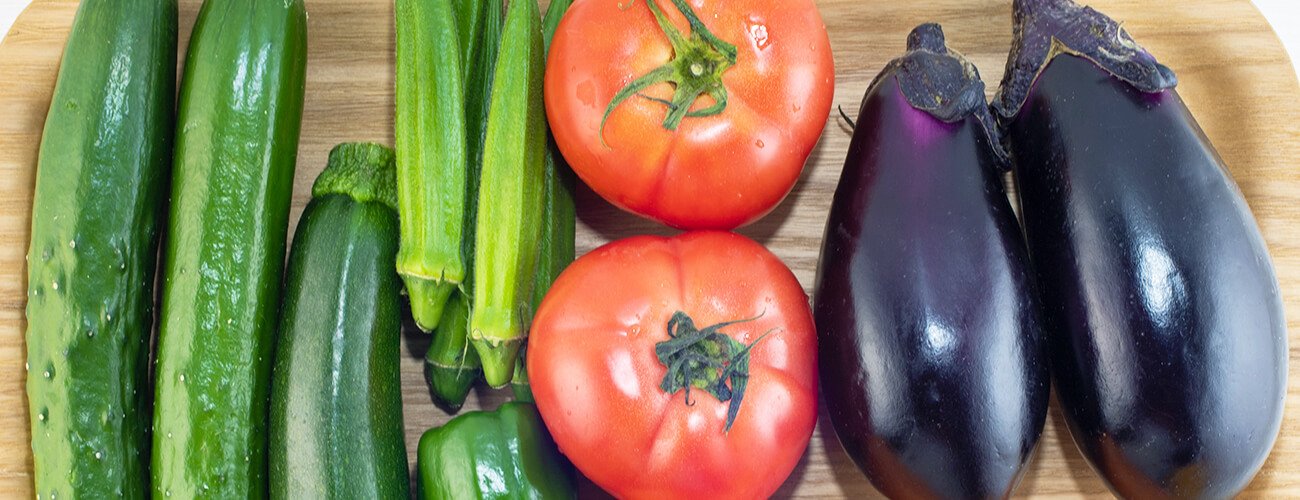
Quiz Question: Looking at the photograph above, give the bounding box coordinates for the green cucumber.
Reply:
[470,0,548,387]
[395,0,468,331]
[25,0,177,498]
[269,143,409,500]
[151,0,307,497]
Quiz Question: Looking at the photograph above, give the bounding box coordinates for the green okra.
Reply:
[513,0,577,403]
[395,0,467,331]
[424,290,481,412]
[422,0,504,411]
[470,0,547,387]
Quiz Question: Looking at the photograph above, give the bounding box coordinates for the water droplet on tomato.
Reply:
[755,139,765,149]
[748,23,769,50]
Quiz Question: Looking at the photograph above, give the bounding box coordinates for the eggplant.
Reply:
[814,24,1049,500]
[992,1,1287,498]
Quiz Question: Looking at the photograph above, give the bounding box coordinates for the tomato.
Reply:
[544,0,835,229]
[528,231,818,500]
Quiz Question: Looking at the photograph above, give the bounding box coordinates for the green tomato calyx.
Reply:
[654,310,772,434]
[600,0,738,148]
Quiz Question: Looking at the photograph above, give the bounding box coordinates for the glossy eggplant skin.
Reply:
[1005,53,1286,499]
[814,76,1049,499]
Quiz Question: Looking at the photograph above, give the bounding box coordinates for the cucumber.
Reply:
[25,0,177,498]
[151,0,307,497]
[470,0,548,387]
[269,143,409,500]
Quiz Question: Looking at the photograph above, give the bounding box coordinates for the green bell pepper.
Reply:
[417,402,575,499]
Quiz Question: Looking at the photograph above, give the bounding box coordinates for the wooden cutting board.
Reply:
[1,0,1297,497]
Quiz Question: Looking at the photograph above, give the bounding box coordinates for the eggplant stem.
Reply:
[838,105,855,130]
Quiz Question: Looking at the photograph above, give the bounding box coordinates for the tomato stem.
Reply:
[654,311,772,433]
[600,0,738,148]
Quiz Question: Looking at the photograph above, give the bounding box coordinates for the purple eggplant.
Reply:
[993,1,1287,498]
[814,24,1049,500]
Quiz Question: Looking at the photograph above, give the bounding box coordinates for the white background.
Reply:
[0,1,1297,79]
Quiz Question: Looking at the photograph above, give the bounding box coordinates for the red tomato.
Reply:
[528,231,818,500]
[545,0,834,229]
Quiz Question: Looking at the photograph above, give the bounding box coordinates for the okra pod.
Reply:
[424,291,480,411]
[470,0,547,387]
[422,0,504,410]
[514,0,577,402]
[394,0,466,331]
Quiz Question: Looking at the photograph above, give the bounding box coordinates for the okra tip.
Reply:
[405,278,458,332]
[424,363,473,413]
[471,335,525,388]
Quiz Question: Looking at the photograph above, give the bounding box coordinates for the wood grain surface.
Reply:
[2,0,1298,497]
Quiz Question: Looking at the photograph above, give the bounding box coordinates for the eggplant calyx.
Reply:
[992,0,1178,119]
[600,0,738,149]
[654,311,772,433]
[867,23,1008,166]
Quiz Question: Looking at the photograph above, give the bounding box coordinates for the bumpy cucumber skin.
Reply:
[151,0,306,497]
[269,191,408,500]
[25,1,177,498]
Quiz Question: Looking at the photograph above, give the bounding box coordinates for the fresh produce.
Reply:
[421,0,502,412]
[814,24,1049,500]
[529,231,818,500]
[417,402,576,499]
[424,291,479,411]
[269,144,408,500]
[993,0,1287,497]
[151,0,306,496]
[25,0,176,498]
[545,0,835,229]
[422,0,576,404]
[512,0,578,406]
[395,0,469,331]
[470,0,547,387]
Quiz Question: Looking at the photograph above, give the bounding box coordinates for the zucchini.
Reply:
[25,0,177,498]
[395,0,468,331]
[269,143,409,500]
[422,0,503,411]
[470,0,548,387]
[151,0,307,497]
